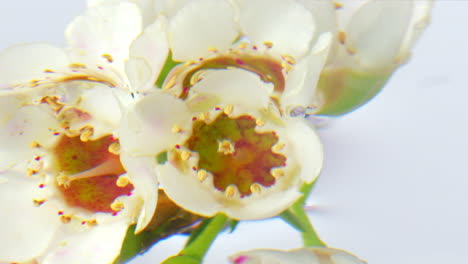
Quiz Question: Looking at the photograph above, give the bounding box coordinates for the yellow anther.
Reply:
[87,219,98,226]
[250,183,262,194]
[57,173,71,188]
[238,42,248,49]
[69,63,87,69]
[197,169,208,182]
[224,104,234,115]
[111,201,125,212]
[256,119,265,127]
[102,53,114,63]
[172,125,183,133]
[33,199,46,207]
[27,168,39,177]
[60,215,72,224]
[272,142,285,153]
[207,47,218,53]
[225,185,237,198]
[338,30,347,45]
[181,151,191,161]
[333,1,343,9]
[264,41,274,49]
[108,142,121,155]
[199,112,210,122]
[116,176,130,188]
[80,127,94,142]
[271,168,285,178]
[30,141,42,148]
[218,140,235,155]
[282,55,296,65]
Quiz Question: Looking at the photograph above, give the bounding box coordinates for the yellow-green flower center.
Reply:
[53,135,133,213]
[185,113,286,197]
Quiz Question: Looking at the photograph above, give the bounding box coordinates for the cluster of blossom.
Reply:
[0,0,432,263]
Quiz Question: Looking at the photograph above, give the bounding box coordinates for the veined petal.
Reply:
[237,0,315,59]
[42,219,129,264]
[190,69,272,112]
[0,43,68,89]
[0,100,58,170]
[66,1,143,73]
[345,0,413,70]
[119,92,192,156]
[120,153,159,233]
[0,172,60,263]
[168,0,238,61]
[127,18,169,92]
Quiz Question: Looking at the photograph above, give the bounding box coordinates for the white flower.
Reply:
[118,0,329,220]
[313,0,434,116]
[229,247,366,264]
[0,2,166,263]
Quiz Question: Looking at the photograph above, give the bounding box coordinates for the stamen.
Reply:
[80,127,94,142]
[108,142,121,155]
[197,169,208,182]
[33,199,46,207]
[102,53,114,63]
[111,201,125,212]
[60,215,72,224]
[263,41,274,49]
[181,151,191,161]
[218,140,235,155]
[225,185,237,198]
[116,176,130,188]
[250,183,262,194]
[87,219,98,226]
[199,112,210,122]
[172,125,183,133]
[271,168,285,179]
[256,119,265,127]
[224,104,234,115]
[272,142,285,153]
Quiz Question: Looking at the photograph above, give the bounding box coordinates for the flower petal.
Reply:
[66,1,142,72]
[237,0,315,59]
[119,92,192,155]
[168,0,238,61]
[345,0,413,70]
[42,219,129,264]
[0,43,68,89]
[0,172,60,263]
[127,18,169,92]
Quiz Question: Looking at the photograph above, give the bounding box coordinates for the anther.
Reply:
[111,201,125,212]
[181,151,191,161]
[57,173,71,188]
[197,169,208,182]
[272,142,285,153]
[207,47,218,53]
[238,43,248,49]
[108,142,121,155]
[282,55,296,65]
[256,119,265,127]
[116,176,130,188]
[199,112,210,122]
[87,219,98,226]
[80,127,94,142]
[338,31,346,45]
[27,168,39,177]
[271,168,285,179]
[225,185,237,198]
[30,141,42,148]
[250,183,262,194]
[172,125,183,133]
[333,1,343,9]
[218,140,235,155]
[33,199,46,207]
[60,215,72,224]
[102,53,114,63]
[264,41,274,49]
[224,104,234,115]
[69,63,87,69]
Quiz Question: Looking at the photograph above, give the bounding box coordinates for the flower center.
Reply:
[184,113,286,197]
[52,134,133,213]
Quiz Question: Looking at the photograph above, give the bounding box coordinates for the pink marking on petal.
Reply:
[233,255,249,264]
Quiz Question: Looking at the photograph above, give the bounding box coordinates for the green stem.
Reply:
[163,213,228,264]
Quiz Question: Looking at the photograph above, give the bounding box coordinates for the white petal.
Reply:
[283,33,332,108]
[119,92,192,156]
[225,188,302,220]
[42,219,129,264]
[285,119,323,183]
[238,0,315,59]
[346,0,413,70]
[120,153,159,233]
[127,19,169,92]
[0,101,58,170]
[0,172,60,262]
[157,162,219,217]
[66,2,142,72]
[0,43,69,88]
[168,0,238,61]
[191,69,271,110]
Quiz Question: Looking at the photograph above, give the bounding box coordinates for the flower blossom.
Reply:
[313,0,434,116]
[229,247,366,264]
[119,0,330,220]
[0,1,167,263]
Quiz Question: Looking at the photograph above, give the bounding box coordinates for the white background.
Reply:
[1,1,467,264]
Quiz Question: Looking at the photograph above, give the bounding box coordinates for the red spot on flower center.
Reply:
[53,135,133,213]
